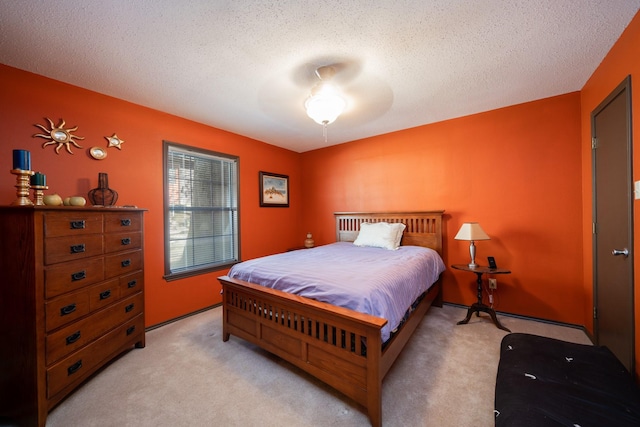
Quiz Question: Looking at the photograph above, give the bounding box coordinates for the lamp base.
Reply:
[468,240,478,269]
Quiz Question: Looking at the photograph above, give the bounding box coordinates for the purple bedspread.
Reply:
[228,242,445,341]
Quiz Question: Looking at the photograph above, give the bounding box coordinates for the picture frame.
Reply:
[259,171,289,207]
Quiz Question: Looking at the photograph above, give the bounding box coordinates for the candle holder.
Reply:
[10,169,35,206]
[31,184,49,206]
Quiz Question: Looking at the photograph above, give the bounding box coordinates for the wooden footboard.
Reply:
[219,275,442,427]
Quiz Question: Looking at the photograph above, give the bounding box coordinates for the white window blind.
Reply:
[164,142,239,279]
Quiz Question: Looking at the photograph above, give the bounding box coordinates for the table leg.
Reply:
[457,272,511,332]
[475,272,483,316]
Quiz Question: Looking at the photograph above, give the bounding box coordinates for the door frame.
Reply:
[591,75,634,367]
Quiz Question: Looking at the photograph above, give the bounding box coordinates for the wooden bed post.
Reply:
[367,328,383,427]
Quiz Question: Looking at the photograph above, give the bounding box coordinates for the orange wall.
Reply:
[0,64,303,327]
[300,93,585,325]
[2,11,637,352]
[580,10,640,378]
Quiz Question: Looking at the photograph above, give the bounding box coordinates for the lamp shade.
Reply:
[454,222,490,241]
[305,83,346,125]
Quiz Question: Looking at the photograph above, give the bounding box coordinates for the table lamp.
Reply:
[455,222,490,268]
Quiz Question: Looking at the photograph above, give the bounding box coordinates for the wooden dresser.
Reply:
[0,206,146,427]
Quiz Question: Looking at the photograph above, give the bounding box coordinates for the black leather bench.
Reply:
[495,333,640,426]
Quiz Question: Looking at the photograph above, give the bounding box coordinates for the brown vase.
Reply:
[88,172,118,206]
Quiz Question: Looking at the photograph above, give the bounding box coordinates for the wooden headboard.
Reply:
[334,211,444,255]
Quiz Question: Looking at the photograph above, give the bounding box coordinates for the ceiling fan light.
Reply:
[305,84,346,125]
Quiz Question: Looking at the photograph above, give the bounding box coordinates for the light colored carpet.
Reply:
[46,304,590,427]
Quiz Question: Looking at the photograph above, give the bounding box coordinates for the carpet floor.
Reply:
[47,304,590,427]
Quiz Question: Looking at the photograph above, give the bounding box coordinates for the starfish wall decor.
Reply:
[105,133,125,149]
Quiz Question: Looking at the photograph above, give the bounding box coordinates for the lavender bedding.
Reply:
[227,242,445,341]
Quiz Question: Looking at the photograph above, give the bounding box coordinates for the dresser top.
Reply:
[0,205,146,212]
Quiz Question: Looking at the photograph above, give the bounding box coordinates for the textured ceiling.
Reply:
[1,1,639,152]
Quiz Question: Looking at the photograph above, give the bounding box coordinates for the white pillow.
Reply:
[353,222,406,250]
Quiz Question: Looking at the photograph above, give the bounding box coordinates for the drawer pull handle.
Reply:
[99,290,112,300]
[121,259,131,267]
[70,243,86,254]
[121,237,131,245]
[60,303,77,316]
[121,219,132,227]
[126,325,136,335]
[71,270,86,281]
[125,303,135,313]
[67,360,82,376]
[66,331,81,345]
[127,280,137,289]
[70,220,86,229]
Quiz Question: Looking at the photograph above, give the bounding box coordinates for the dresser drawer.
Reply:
[45,290,91,332]
[120,271,144,298]
[44,212,103,238]
[44,234,104,265]
[104,231,142,254]
[105,250,142,279]
[47,313,144,399]
[104,213,142,233]
[45,279,119,332]
[46,292,143,364]
[89,278,120,312]
[45,257,105,299]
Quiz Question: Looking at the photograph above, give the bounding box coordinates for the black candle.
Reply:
[12,149,31,171]
[30,172,46,186]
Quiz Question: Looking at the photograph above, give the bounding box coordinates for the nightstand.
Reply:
[451,264,511,332]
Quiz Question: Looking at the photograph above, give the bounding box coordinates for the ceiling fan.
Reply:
[256,58,392,145]
[304,65,347,141]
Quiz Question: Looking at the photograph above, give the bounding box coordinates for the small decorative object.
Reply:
[43,194,63,206]
[88,172,118,206]
[30,172,48,206]
[304,232,315,248]
[259,171,289,207]
[69,196,87,206]
[13,149,31,171]
[90,146,107,160]
[105,133,125,150]
[10,169,34,206]
[33,117,84,154]
[10,149,34,205]
[31,184,48,205]
[30,172,46,187]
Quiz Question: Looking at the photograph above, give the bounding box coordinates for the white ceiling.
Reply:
[1,1,639,153]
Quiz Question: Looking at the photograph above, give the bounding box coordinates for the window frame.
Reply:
[162,140,240,281]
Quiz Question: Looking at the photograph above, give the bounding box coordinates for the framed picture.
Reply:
[259,171,289,207]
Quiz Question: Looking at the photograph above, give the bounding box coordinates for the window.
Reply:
[163,141,239,280]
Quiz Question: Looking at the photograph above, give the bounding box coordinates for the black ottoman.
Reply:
[495,333,640,426]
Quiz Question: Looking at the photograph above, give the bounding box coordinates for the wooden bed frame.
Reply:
[218,211,444,427]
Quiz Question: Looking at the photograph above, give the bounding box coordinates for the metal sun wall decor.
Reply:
[33,118,84,154]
